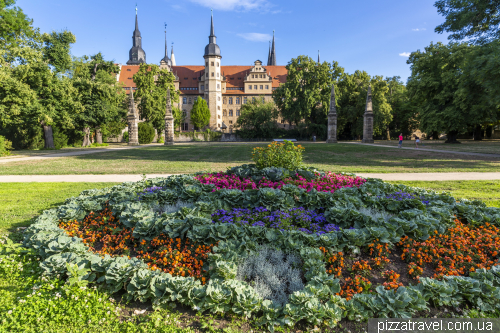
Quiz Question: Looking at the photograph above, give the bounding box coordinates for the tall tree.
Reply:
[190,97,210,130]
[0,0,35,53]
[435,0,500,44]
[273,56,344,128]
[406,42,477,143]
[133,63,178,132]
[42,30,76,74]
[336,71,392,140]
[385,76,418,139]
[71,53,126,146]
[236,98,279,138]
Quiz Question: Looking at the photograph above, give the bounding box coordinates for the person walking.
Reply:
[398,133,403,148]
[415,135,420,149]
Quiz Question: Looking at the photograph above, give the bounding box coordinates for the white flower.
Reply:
[134,309,146,315]
[7,310,12,314]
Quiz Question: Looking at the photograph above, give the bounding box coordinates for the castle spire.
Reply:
[160,22,172,66]
[318,50,320,64]
[127,5,146,65]
[204,9,221,58]
[171,42,176,66]
[267,41,271,66]
[269,30,276,66]
[164,23,168,59]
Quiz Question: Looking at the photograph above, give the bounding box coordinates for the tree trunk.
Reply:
[431,131,439,140]
[82,127,91,147]
[95,127,103,144]
[42,122,55,149]
[445,130,460,143]
[473,125,483,141]
[386,126,391,140]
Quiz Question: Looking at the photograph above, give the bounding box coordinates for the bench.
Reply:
[272,139,297,142]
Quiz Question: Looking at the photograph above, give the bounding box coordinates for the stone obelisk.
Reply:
[326,84,338,143]
[164,88,174,145]
[362,85,374,144]
[127,89,139,145]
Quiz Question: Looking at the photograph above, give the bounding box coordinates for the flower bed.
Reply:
[21,163,500,331]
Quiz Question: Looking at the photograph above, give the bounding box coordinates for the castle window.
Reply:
[217,84,220,89]
[183,97,187,104]
[188,98,192,104]
[243,97,247,104]
[182,111,187,117]
[252,97,256,102]
[211,72,214,77]
[201,85,204,90]
[249,85,252,90]
[254,85,257,90]
[223,110,227,116]
[236,97,240,104]
[260,74,263,78]
[217,106,220,110]
[229,120,233,124]
[265,85,269,89]
[218,115,221,119]
[211,62,214,66]
[223,97,227,104]
[229,110,233,116]
[182,123,189,131]
[217,62,219,67]
[218,123,221,128]
[260,85,263,90]
[236,109,240,116]
[218,96,221,101]
[228,97,233,105]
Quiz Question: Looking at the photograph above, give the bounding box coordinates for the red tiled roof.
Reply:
[117,64,287,95]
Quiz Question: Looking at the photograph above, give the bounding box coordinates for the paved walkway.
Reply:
[0,172,499,182]
[344,142,500,158]
[0,145,149,164]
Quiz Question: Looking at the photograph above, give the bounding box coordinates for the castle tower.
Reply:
[160,23,172,69]
[127,6,146,65]
[269,30,277,66]
[203,10,222,130]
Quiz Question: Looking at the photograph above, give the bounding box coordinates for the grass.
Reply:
[389,180,500,208]
[1,143,499,175]
[373,139,500,154]
[0,180,499,332]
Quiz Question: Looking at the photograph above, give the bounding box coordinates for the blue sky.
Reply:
[17,0,449,81]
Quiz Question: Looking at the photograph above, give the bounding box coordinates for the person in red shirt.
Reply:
[398,133,403,148]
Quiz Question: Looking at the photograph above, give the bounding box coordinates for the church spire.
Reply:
[160,23,172,67]
[171,42,176,66]
[269,30,276,66]
[267,41,271,66]
[164,23,168,58]
[318,50,320,64]
[127,5,146,65]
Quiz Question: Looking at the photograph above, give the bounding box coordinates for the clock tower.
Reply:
[127,6,146,65]
[203,10,222,130]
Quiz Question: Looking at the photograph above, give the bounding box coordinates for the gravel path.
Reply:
[0,172,499,182]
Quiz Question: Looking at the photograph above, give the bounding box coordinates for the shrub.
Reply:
[138,122,155,144]
[122,131,129,143]
[0,135,13,156]
[52,127,69,149]
[157,136,164,144]
[252,140,304,170]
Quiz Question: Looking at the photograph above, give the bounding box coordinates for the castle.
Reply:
[117,9,288,132]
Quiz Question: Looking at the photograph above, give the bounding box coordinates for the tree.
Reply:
[190,97,210,130]
[71,53,127,146]
[273,56,344,128]
[236,98,279,138]
[133,63,178,132]
[406,42,477,143]
[0,0,35,53]
[42,30,76,74]
[336,71,392,140]
[435,0,500,44]
[385,76,418,139]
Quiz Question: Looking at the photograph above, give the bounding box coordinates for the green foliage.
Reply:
[0,0,35,55]
[385,76,418,139]
[336,71,392,139]
[133,63,178,132]
[252,141,304,170]
[138,122,155,144]
[190,97,211,130]
[236,98,279,139]
[435,0,500,44]
[41,30,76,74]
[122,131,129,143]
[101,121,127,142]
[0,135,13,156]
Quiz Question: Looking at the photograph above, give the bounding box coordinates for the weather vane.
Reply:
[135,3,137,15]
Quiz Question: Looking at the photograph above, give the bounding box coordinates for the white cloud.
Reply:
[412,28,427,31]
[187,0,270,11]
[237,32,272,42]
[399,52,411,57]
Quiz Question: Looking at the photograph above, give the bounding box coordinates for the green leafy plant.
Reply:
[138,122,155,144]
[0,135,13,156]
[252,141,304,170]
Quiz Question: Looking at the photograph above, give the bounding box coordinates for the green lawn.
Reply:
[1,143,499,175]
[373,139,500,154]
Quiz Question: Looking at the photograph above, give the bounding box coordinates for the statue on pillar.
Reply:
[164,88,174,145]
[127,88,139,145]
[326,83,338,143]
[362,85,374,144]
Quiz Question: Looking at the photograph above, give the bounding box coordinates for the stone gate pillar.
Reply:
[164,88,174,145]
[326,84,338,143]
[362,85,374,144]
[127,89,139,146]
